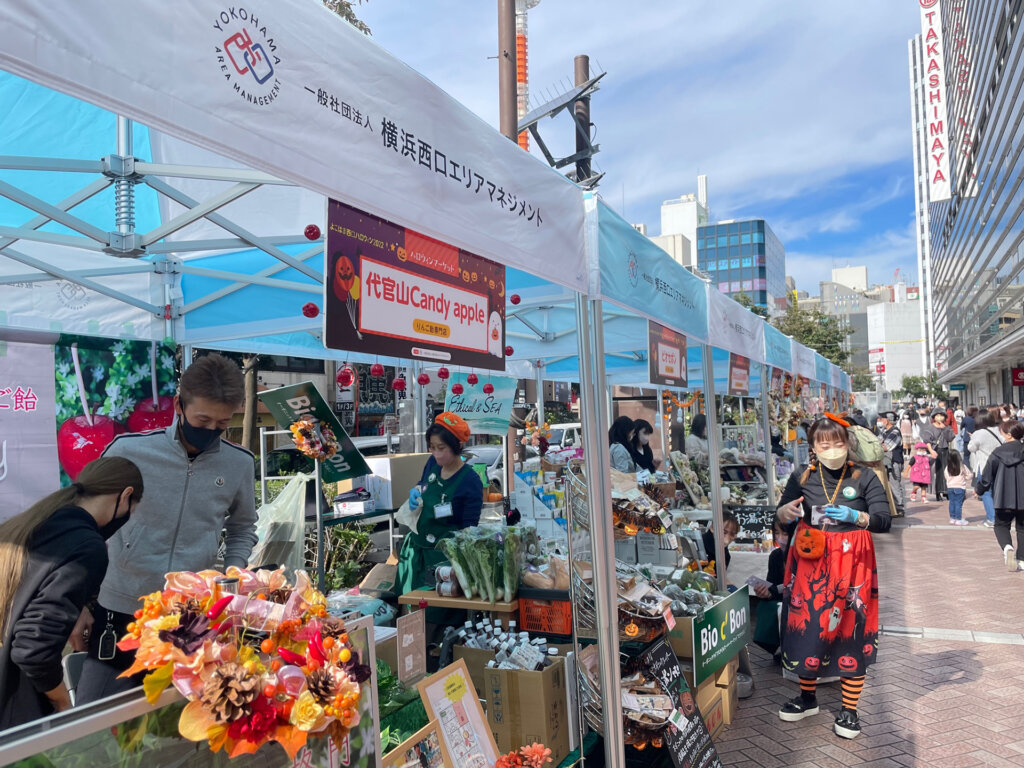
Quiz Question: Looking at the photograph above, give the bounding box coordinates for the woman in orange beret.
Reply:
[396,412,484,596]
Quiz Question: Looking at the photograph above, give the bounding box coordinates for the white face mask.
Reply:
[817,447,848,470]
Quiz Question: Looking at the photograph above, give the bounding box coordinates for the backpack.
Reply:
[846,424,884,464]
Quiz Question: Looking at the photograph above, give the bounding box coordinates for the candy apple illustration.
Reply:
[127,395,175,433]
[58,413,126,480]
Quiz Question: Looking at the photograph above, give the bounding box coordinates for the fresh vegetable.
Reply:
[437,537,475,599]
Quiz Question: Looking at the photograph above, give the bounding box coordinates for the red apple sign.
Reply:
[127,395,176,433]
[58,414,126,480]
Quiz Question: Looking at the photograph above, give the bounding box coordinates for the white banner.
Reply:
[831,365,842,389]
[708,289,765,363]
[0,342,59,521]
[920,0,951,202]
[792,341,816,379]
[0,1,586,292]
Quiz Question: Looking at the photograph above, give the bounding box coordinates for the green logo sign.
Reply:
[692,586,750,684]
[258,381,371,483]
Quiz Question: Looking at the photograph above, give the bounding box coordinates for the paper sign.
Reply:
[325,199,506,371]
[258,381,371,483]
[728,352,750,396]
[443,373,516,436]
[417,659,498,768]
[648,320,688,387]
[396,610,427,684]
[664,608,676,631]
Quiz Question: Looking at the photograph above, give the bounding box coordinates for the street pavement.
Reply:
[718,481,1024,768]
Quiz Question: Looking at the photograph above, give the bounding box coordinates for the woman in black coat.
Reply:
[0,457,142,728]
[976,420,1024,572]
[920,410,954,501]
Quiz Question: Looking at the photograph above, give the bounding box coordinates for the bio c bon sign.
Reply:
[690,587,751,684]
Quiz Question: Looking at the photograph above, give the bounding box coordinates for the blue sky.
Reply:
[354,1,922,296]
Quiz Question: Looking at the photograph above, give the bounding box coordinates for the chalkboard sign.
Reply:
[641,639,722,768]
[729,504,775,542]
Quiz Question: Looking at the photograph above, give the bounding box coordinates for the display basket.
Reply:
[566,460,633,541]
[576,645,673,740]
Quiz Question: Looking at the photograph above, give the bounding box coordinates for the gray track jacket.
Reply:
[98,423,257,615]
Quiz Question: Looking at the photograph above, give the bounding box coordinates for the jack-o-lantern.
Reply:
[838,655,858,671]
[863,644,875,656]
[333,254,356,301]
[795,527,825,559]
[679,691,696,717]
[804,656,820,671]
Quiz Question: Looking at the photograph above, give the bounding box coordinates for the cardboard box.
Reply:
[719,676,739,725]
[363,453,429,509]
[668,615,694,659]
[331,499,376,516]
[694,674,720,716]
[454,645,495,698]
[701,690,725,740]
[359,563,398,595]
[715,656,739,689]
[483,658,570,767]
[376,634,397,674]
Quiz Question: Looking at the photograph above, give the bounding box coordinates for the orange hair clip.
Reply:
[824,412,851,428]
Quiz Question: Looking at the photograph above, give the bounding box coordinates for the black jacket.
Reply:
[977,441,1024,511]
[0,507,107,728]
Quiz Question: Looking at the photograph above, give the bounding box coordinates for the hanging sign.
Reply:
[728,352,750,396]
[0,342,59,522]
[648,320,688,387]
[792,341,816,379]
[325,199,506,371]
[814,353,830,385]
[763,324,792,372]
[258,381,371,482]
[919,0,952,202]
[831,365,842,389]
[443,373,516,436]
[709,289,765,363]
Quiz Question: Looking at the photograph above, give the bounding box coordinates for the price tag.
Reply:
[669,708,687,730]
[663,607,676,631]
[666,533,678,549]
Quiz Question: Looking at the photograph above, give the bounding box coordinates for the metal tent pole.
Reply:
[657,387,668,464]
[535,365,545,424]
[574,295,624,768]
[315,458,326,591]
[761,364,777,507]
[701,344,728,592]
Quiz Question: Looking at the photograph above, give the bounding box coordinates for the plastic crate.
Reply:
[517,588,573,636]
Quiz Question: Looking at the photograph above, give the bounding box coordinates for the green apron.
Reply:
[396,463,470,596]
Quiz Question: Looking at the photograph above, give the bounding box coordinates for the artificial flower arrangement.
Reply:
[495,742,553,768]
[521,421,552,456]
[289,415,339,461]
[117,566,368,759]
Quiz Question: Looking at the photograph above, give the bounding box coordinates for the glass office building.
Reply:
[695,219,786,309]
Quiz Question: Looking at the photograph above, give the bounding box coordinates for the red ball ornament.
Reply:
[336,366,355,388]
[304,224,321,241]
[302,302,320,318]
[391,377,407,391]
[504,345,514,357]
[466,373,479,386]
[369,362,385,377]
[510,294,521,305]
[417,373,430,385]
[451,383,464,395]
[437,366,450,380]
[127,395,175,433]
[483,383,495,395]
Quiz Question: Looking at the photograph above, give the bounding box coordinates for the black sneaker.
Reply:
[778,695,819,722]
[834,709,861,739]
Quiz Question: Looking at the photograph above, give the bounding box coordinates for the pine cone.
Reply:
[307,668,336,705]
[319,618,346,640]
[200,662,261,722]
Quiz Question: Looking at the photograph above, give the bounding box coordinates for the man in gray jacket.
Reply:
[76,353,257,703]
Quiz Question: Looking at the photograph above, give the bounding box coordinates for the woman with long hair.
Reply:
[608,416,638,472]
[775,415,891,740]
[630,419,657,473]
[0,457,142,727]
[685,413,710,467]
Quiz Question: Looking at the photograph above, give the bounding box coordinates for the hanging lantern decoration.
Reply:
[504,345,514,357]
[336,366,355,388]
[437,366,450,380]
[661,390,704,421]
[482,382,494,395]
[510,294,521,305]
[417,372,430,386]
[451,383,464,395]
[466,373,479,386]
[391,376,407,392]
[301,302,320,318]
[304,224,321,241]
[370,362,385,378]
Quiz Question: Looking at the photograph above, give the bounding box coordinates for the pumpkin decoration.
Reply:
[863,644,875,656]
[795,527,825,560]
[804,656,820,671]
[332,254,357,301]
[623,622,640,638]
[837,655,858,671]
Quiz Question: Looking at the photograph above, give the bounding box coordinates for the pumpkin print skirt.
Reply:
[780,522,880,678]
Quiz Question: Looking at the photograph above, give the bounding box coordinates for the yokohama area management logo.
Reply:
[919,0,939,7]
[213,6,282,107]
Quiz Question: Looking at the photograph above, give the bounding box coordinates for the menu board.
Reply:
[729,504,775,542]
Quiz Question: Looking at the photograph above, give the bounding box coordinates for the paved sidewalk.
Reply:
[717,482,1024,768]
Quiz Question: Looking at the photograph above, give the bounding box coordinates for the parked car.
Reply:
[547,422,582,450]
[463,444,539,493]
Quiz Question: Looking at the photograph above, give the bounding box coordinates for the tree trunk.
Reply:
[241,355,259,453]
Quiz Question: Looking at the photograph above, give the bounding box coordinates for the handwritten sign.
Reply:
[396,610,427,683]
[730,504,775,542]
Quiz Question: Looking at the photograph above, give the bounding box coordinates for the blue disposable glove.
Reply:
[409,486,423,508]
[824,505,859,524]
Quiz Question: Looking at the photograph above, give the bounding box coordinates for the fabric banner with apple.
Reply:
[324,199,507,371]
[647,320,688,388]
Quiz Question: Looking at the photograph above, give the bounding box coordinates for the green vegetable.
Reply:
[437,537,474,598]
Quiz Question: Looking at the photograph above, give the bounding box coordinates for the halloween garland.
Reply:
[289,416,339,462]
[660,390,704,422]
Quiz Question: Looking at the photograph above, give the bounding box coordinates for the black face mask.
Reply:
[178,408,224,453]
[99,498,131,540]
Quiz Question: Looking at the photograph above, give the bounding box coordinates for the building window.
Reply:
[718,235,729,247]
[730,258,741,269]
[729,234,739,246]
[753,232,765,244]
[740,233,751,244]
[741,257,752,268]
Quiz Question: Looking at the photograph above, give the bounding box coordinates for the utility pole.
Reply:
[498,0,517,141]
[574,54,591,182]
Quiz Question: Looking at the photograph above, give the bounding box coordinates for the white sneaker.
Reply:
[1018,561,1024,571]
[955,519,969,526]
[984,521,995,528]
[949,518,957,525]
[1005,545,1016,572]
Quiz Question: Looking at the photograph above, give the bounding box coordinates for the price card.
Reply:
[663,607,676,631]
[396,610,426,683]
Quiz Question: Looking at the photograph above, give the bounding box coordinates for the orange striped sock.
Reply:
[841,675,865,711]
[799,676,817,702]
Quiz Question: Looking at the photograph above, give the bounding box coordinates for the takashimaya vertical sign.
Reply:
[324,199,507,371]
[920,0,951,202]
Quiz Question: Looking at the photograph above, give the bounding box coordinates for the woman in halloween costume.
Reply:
[775,414,891,740]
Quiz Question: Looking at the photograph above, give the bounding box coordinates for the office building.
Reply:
[696,218,786,309]
[867,298,927,392]
[650,174,709,269]
[911,2,1024,405]
[832,266,868,293]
